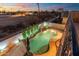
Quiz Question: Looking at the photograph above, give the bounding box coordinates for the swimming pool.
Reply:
[29,29,59,54]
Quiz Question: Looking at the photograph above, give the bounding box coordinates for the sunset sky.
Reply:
[0,3,79,11]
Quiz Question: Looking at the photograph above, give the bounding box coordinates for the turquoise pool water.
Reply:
[29,30,51,54]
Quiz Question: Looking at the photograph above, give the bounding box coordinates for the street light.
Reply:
[37,3,40,16]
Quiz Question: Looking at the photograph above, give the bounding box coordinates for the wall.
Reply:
[71,11,79,23]
[0,33,27,56]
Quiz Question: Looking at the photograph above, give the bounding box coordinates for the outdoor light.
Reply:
[43,30,48,34]
[15,33,24,41]
[13,39,20,45]
[0,41,8,52]
[44,22,47,26]
[43,22,48,28]
[13,33,24,44]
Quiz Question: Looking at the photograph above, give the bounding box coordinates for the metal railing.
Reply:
[68,13,79,56]
[58,12,79,56]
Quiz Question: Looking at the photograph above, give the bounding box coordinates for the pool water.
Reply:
[29,30,52,54]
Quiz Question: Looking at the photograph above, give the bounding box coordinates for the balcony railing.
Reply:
[57,12,79,56]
